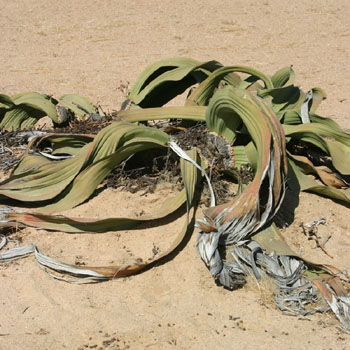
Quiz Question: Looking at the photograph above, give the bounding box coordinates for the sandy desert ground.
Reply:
[1,1,350,349]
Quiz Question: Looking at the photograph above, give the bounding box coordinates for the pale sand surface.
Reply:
[1,1,350,349]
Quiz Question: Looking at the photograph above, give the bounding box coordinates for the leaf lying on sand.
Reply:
[0,147,201,280]
[195,85,288,289]
[0,92,98,131]
[0,57,350,331]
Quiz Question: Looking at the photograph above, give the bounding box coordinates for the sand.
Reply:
[1,1,350,349]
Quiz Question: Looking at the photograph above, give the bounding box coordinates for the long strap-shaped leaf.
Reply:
[0,148,200,280]
[128,58,223,107]
[0,92,98,131]
[24,132,95,156]
[0,92,60,131]
[271,66,295,88]
[196,86,288,288]
[198,86,287,239]
[116,105,206,123]
[186,66,273,107]
[0,122,169,207]
[283,123,350,175]
[288,157,350,203]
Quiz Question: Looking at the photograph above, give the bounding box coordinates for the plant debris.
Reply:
[1,57,350,332]
[104,122,238,206]
[0,130,34,173]
[300,218,333,258]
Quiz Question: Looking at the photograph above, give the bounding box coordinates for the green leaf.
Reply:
[197,86,287,240]
[284,123,350,174]
[12,92,59,123]
[1,147,201,280]
[0,93,14,108]
[0,107,44,131]
[0,122,170,206]
[58,94,97,118]
[129,58,222,107]
[271,66,295,88]
[287,156,350,202]
[116,105,206,123]
[259,85,303,113]
[186,65,274,107]
[310,87,327,113]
